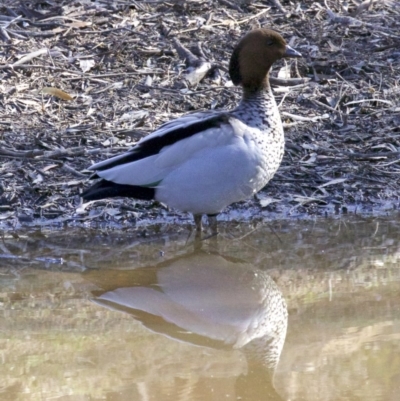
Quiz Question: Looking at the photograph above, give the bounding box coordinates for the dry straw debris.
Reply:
[0,0,400,229]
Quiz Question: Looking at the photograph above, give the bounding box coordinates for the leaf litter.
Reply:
[0,0,400,231]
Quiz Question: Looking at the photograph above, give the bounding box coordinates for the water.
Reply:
[0,217,400,401]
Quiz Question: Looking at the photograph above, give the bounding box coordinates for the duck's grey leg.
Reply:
[194,214,203,240]
[207,214,219,237]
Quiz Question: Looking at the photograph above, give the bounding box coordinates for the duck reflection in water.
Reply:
[86,251,288,401]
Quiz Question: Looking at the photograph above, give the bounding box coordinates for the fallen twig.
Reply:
[172,37,212,86]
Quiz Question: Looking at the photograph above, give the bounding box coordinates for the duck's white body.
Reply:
[82,28,301,232]
[90,91,284,215]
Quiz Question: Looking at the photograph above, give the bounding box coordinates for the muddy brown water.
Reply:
[1,216,400,401]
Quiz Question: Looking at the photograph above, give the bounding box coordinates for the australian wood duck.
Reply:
[82,28,301,235]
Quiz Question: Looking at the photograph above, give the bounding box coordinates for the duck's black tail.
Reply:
[81,179,155,201]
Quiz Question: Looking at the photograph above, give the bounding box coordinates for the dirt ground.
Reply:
[0,0,400,231]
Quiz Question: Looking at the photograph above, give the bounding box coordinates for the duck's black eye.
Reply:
[266,41,275,46]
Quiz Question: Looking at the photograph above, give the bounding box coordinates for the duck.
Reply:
[81,28,301,235]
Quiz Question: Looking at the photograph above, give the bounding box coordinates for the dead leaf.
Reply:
[318,178,347,188]
[277,65,291,79]
[42,87,73,101]
[0,212,15,220]
[258,196,279,208]
[66,21,92,28]
[79,59,95,73]
[42,164,59,172]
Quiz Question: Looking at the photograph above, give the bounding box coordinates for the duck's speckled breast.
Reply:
[231,89,285,192]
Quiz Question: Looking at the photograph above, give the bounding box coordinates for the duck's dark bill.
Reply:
[284,45,301,58]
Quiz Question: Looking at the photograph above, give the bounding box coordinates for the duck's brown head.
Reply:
[229,28,301,92]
